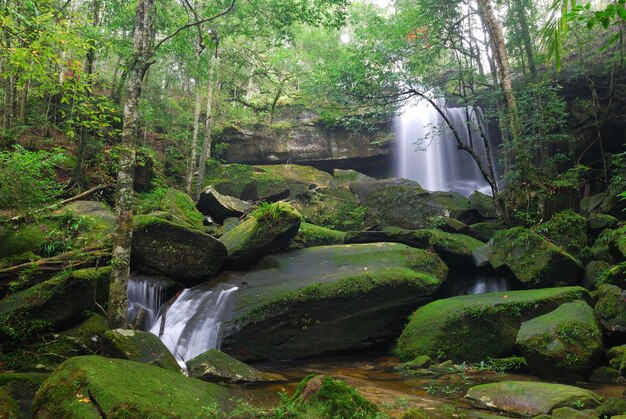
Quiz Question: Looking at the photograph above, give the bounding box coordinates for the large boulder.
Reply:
[219,202,301,270]
[196,186,251,224]
[0,267,110,342]
[588,213,619,235]
[594,284,626,337]
[469,191,496,219]
[131,215,227,286]
[395,287,590,362]
[468,221,506,243]
[515,300,603,382]
[102,329,180,372]
[608,345,626,376]
[582,260,610,289]
[31,356,245,417]
[535,210,588,258]
[345,228,483,266]
[289,222,347,250]
[349,179,479,229]
[220,243,448,361]
[465,381,601,416]
[136,188,205,231]
[187,349,285,383]
[292,188,369,232]
[487,227,583,288]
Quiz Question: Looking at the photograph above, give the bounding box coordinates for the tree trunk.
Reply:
[195,54,218,201]
[514,0,537,79]
[108,0,156,329]
[185,46,203,195]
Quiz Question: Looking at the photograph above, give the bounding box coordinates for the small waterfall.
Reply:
[466,275,510,295]
[439,268,511,297]
[127,275,171,330]
[150,283,239,364]
[395,99,497,197]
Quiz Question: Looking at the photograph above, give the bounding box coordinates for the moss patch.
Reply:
[535,210,588,258]
[187,349,285,383]
[289,222,346,249]
[395,286,590,362]
[102,329,180,372]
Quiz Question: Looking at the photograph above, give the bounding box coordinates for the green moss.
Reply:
[395,286,589,362]
[289,374,379,418]
[0,221,58,259]
[596,398,626,417]
[135,188,204,232]
[103,329,180,372]
[0,387,23,418]
[294,189,369,232]
[31,356,241,417]
[535,210,588,257]
[290,222,346,249]
[594,284,626,332]
[608,345,626,374]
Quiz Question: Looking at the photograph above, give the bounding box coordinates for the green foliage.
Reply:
[36,211,97,257]
[0,145,63,215]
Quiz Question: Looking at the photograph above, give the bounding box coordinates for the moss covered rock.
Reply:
[287,374,378,419]
[186,349,285,383]
[591,228,618,263]
[469,191,496,219]
[102,329,179,372]
[487,227,583,288]
[515,300,603,382]
[588,213,619,234]
[589,366,623,384]
[219,202,301,270]
[583,260,610,290]
[0,267,110,342]
[594,284,626,336]
[289,222,346,250]
[468,221,506,243]
[596,398,626,418]
[196,186,251,224]
[332,168,373,185]
[465,381,601,416]
[0,221,58,260]
[131,215,227,285]
[221,243,448,361]
[609,226,626,261]
[535,210,588,258]
[345,228,483,266]
[292,188,368,232]
[31,356,245,417]
[608,345,626,376]
[605,262,626,287]
[0,387,22,418]
[395,287,589,362]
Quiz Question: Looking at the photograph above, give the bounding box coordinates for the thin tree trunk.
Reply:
[195,54,218,200]
[186,46,203,194]
[515,0,537,79]
[108,0,156,329]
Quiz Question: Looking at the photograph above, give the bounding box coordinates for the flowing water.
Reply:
[127,275,173,330]
[395,99,497,197]
[149,283,239,364]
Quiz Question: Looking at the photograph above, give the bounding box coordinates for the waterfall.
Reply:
[150,283,239,364]
[127,275,171,330]
[395,99,497,197]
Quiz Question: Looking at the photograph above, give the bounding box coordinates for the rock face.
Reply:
[187,349,285,383]
[349,179,479,229]
[102,329,180,372]
[218,113,393,175]
[31,356,244,417]
[465,381,601,416]
[594,284,626,336]
[196,186,251,224]
[131,215,227,286]
[220,243,448,361]
[0,267,110,342]
[487,227,583,288]
[219,202,302,270]
[345,228,484,266]
[516,300,603,382]
[395,287,590,362]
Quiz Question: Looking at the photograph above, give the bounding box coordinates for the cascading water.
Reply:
[396,99,497,197]
[127,275,172,330]
[150,283,239,365]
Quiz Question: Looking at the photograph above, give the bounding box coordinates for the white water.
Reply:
[150,283,239,364]
[396,99,496,197]
[467,275,510,295]
[127,275,170,330]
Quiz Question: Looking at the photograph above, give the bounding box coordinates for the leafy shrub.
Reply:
[0,145,63,215]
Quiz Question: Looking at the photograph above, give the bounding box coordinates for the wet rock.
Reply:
[196,186,251,224]
[395,286,589,362]
[487,227,582,288]
[516,300,603,382]
[131,215,227,285]
[187,349,285,383]
[219,202,301,270]
[102,329,180,372]
[465,381,601,416]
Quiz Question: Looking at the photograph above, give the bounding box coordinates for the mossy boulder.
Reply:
[465,381,601,416]
[583,260,610,290]
[219,202,301,270]
[487,227,583,288]
[436,217,470,235]
[588,213,619,234]
[64,200,115,242]
[135,188,205,232]
[394,355,433,371]
[0,387,22,418]
[292,188,368,232]
[609,226,626,261]
[0,220,58,260]
[395,286,590,362]
[289,222,347,250]
[221,243,448,361]
[131,215,227,286]
[31,356,246,417]
[596,398,626,418]
[535,210,588,258]
[102,329,180,372]
[196,186,251,224]
[608,345,626,376]
[591,228,618,263]
[468,221,506,243]
[469,191,496,219]
[594,284,626,336]
[332,168,373,185]
[288,374,378,419]
[605,262,626,287]
[0,267,110,342]
[515,300,603,382]
[345,228,483,266]
[589,366,623,384]
[186,349,285,383]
